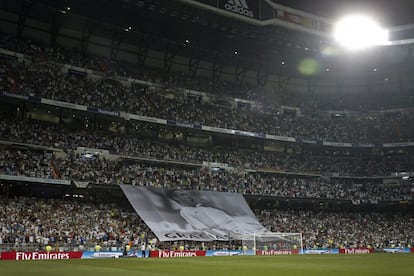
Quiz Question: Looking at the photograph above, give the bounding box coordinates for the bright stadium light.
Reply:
[333,14,389,50]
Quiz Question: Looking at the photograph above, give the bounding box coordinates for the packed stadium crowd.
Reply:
[0,34,270,101]
[0,35,413,254]
[1,37,414,144]
[259,209,413,249]
[2,33,414,111]
[1,117,414,177]
[0,196,150,251]
[0,144,412,201]
[0,146,55,179]
[0,196,412,251]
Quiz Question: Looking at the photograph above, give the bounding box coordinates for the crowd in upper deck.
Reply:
[1,35,414,144]
[1,142,412,201]
[1,118,413,177]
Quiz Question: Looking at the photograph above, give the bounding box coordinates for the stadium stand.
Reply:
[0,196,413,252]
[1,55,414,144]
[0,0,413,255]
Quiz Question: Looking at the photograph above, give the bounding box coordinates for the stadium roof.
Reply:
[3,0,414,77]
[273,0,414,27]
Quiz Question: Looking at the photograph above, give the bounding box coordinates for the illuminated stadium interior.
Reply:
[0,0,413,264]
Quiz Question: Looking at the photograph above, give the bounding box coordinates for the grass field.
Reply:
[1,254,414,276]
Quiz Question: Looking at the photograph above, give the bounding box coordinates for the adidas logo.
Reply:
[224,0,254,18]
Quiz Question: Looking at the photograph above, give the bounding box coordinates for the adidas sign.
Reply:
[224,0,254,18]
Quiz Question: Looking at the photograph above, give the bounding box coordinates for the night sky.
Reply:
[273,0,414,27]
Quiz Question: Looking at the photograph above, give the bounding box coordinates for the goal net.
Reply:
[229,232,303,255]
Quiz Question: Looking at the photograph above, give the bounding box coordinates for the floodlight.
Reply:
[333,14,388,50]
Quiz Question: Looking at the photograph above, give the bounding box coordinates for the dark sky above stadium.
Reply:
[273,0,414,26]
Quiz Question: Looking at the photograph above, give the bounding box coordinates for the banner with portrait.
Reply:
[120,185,266,241]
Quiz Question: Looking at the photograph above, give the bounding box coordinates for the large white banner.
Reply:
[120,185,266,241]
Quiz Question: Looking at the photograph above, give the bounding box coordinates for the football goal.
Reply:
[229,232,303,255]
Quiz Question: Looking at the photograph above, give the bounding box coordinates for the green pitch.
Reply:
[1,254,414,276]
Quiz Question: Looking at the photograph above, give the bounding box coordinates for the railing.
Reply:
[0,242,130,253]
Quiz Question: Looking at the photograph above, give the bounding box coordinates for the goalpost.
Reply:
[229,232,303,255]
